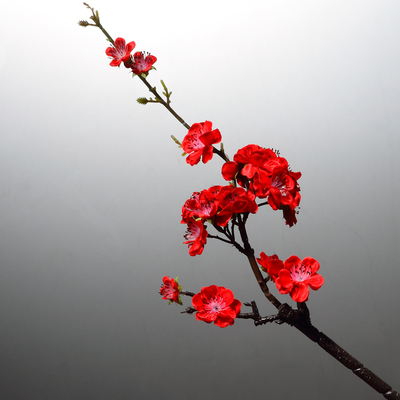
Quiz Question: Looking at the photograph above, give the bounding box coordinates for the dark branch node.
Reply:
[181,306,196,314]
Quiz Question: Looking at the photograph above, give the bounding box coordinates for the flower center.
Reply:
[184,222,200,241]
[271,175,287,196]
[203,294,227,315]
[186,135,204,151]
[160,282,175,299]
[289,262,311,282]
[199,200,214,217]
[164,286,175,297]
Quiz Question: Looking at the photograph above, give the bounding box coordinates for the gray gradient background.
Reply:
[1,1,399,399]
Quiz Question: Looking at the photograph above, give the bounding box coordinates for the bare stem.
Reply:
[137,75,191,130]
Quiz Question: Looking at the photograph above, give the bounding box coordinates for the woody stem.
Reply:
[236,214,281,309]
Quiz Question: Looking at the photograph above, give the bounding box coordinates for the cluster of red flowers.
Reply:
[98,28,324,322]
[105,37,157,75]
[222,144,301,227]
[257,253,324,302]
[182,185,258,256]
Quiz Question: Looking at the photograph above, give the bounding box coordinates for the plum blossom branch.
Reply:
[81,4,399,397]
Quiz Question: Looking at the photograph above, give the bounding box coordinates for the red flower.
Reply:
[226,144,279,193]
[192,285,241,328]
[181,185,257,231]
[222,144,302,226]
[181,121,222,165]
[105,37,135,67]
[214,186,258,227]
[256,252,284,281]
[266,167,301,211]
[181,185,257,255]
[127,51,157,75]
[160,276,182,305]
[235,145,279,179]
[181,188,220,223]
[183,220,208,256]
[275,256,325,302]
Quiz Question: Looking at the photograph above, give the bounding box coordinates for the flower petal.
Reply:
[303,257,320,274]
[214,315,234,328]
[199,129,222,146]
[201,146,214,164]
[306,274,325,290]
[126,41,136,52]
[290,282,309,302]
[276,269,293,293]
[201,285,218,299]
[218,287,234,305]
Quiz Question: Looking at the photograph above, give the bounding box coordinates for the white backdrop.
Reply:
[0,1,399,399]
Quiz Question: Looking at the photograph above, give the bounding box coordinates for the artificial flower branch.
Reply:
[80,4,399,398]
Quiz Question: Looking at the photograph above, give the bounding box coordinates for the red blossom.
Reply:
[181,188,221,223]
[181,185,257,236]
[181,184,258,256]
[222,144,301,226]
[256,252,284,281]
[192,285,241,328]
[183,220,208,256]
[275,256,325,302]
[126,51,157,75]
[181,121,222,165]
[160,276,182,305]
[105,37,135,67]
[214,186,258,227]
[266,167,301,211]
[235,145,279,178]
